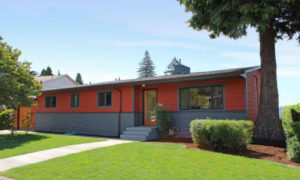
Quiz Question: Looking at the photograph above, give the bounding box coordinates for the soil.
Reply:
[155,138,300,167]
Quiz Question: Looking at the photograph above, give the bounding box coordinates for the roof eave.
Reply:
[42,73,243,93]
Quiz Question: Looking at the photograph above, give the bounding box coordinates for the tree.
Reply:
[75,73,83,85]
[0,35,42,134]
[40,66,53,76]
[0,35,42,109]
[165,57,181,75]
[40,69,46,76]
[46,66,53,75]
[178,0,299,141]
[137,51,156,78]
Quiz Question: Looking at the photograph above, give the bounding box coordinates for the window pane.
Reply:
[45,96,51,108]
[212,86,223,109]
[190,87,211,109]
[106,92,112,106]
[51,96,56,108]
[180,89,189,110]
[76,94,80,107]
[71,94,79,107]
[98,92,105,106]
[71,94,74,107]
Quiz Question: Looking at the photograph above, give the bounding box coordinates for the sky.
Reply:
[1,0,299,106]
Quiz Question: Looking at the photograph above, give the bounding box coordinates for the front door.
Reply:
[144,90,157,126]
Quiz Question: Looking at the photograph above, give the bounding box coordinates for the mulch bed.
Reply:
[155,138,300,167]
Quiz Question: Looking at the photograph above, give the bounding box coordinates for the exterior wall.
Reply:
[169,111,248,137]
[35,112,136,136]
[43,76,77,90]
[247,70,261,122]
[134,77,246,112]
[37,86,133,113]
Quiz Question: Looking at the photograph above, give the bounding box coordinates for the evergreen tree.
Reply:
[40,69,46,76]
[137,51,156,78]
[40,66,53,76]
[75,73,83,85]
[179,0,300,141]
[46,66,53,75]
[165,57,181,75]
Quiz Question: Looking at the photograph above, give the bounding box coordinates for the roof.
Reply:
[42,66,260,93]
[35,75,59,83]
[36,75,78,85]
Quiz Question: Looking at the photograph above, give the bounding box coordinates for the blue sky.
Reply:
[1,0,299,106]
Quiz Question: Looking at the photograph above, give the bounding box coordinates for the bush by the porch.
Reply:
[155,104,171,137]
[282,104,300,162]
[190,119,253,152]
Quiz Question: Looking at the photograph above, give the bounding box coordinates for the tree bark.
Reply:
[254,24,284,141]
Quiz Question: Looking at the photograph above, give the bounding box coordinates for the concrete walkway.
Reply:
[0,130,11,135]
[0,139,132,172]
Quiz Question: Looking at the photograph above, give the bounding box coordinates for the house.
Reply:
[34,66,261,140]
[35,75,78,90]
[15,74,77,130]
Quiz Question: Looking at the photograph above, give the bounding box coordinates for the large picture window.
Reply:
[98,91,112,107]
[180,85,223,110]
[70,94,80,108]
[45,95,56,108]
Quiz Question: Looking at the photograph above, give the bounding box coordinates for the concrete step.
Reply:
[125,127,153,132]
[120,135,147,141]
[123,131,149,136]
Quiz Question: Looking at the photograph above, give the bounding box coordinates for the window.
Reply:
[179,85,223,110]
[98,91,112,107]
[70,94,80,108]
[45,95,56,108]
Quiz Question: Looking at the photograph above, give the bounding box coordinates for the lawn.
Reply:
[0,132,105,159]
[2,142,300,180]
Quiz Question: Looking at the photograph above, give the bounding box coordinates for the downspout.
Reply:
[240,73,248,118]
[115,88,122,137]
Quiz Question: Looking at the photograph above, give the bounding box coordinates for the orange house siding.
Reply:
[134,77,246,113]
[37,86,133,113]
[247,70,261,122]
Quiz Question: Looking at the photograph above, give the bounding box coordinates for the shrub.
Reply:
[155,104,171,137]
[282,104,300,131]
[0,108,15,136]
[0,109,14,130]
[190,119,253,152]
[282,104,300,162]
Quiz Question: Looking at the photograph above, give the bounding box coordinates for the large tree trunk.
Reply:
[254,24,284,141]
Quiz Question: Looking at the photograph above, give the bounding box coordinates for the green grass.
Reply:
[3,142,300,180]
[0,132,104,159]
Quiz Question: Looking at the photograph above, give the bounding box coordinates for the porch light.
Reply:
[141,84,146,87]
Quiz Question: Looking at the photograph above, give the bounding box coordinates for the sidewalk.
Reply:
[0,139,132,172]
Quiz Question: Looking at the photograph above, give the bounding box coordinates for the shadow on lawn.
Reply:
[0,133,48,150]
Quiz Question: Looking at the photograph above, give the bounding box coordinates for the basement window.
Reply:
[70,94,80,108]
[98,91,112,107]
[179,85,224,110]
[45,95,57,108]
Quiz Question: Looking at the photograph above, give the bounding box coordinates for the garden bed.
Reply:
[155,137,300,167]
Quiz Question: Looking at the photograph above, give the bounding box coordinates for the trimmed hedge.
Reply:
[282,104,300,162]
[190,119,253,152]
